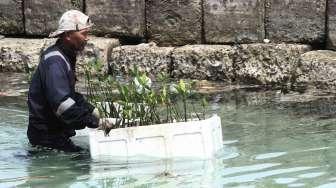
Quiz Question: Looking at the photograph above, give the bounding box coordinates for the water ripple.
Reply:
[255,152,287,160]
[222,166,317,185]
[316,182,336,188]
[221,163,281,177]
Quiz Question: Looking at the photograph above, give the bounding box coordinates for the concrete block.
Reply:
[204,0,265,43]
[0,37,119,73]
[235,43,311,84]
[0,38,54,72]
[327,0,336,50]
[265,0,326,44]
[146,0,202,46]
[298,50,336,89]
[86,0,145,38]
[0,0,24,35]
[171,45,235,81]
[109,43,174,76]
[24,0,83,36]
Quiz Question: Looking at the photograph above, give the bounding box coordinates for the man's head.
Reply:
[49,10,93,51]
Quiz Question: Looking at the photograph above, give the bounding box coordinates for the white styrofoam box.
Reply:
[88,115,223,159]
[73,128,91,149]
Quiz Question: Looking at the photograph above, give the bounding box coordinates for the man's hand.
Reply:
[98,118,117,135]
[98,118,115,129]
[92,108,100,119]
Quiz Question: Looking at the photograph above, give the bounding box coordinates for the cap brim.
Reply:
[48,30,65,38]
[49,23,94,38]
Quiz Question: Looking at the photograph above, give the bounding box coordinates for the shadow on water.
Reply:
[15,151,92,188]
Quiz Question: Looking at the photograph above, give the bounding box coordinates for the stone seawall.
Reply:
[0,37,119,73]
[2,37,336,89]
[1,0,336,49]
[109,43,312,86]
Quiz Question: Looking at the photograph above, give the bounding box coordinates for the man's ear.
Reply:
[63,32,73,42]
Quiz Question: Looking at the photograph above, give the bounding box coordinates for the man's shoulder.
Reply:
[42,44,58,56]
[41,46,71,71]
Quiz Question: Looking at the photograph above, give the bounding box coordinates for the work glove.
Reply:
[98,118,115,129]
[98,118,118,135]
[92,108,100,119]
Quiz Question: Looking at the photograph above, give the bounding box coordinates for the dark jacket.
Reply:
[27,40,98,146]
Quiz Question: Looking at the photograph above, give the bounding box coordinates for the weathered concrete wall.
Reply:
[265,0,326,44]
[108,43,312,85]
[146,0,202,46]
[0,37,119,73]
[297,50,336,89]
[0,0,23,35]
[328,0,336,50]
[77,37,120,74]
[24,0,83,36]
[4,38,336,89]
[87,0,145,38]
[235,44,311,84]
[0,38,52,72]
[1,0,333,46]
[109,43,174,75]
[171,45,235,80]
[204,0,265,43]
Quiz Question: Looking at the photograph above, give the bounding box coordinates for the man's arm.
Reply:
[43,57,99,129]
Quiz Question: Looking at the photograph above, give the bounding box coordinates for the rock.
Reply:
[204,0,265,43]
[265,0,326,44]
[109,44,174,76]
[0,37,119,73]
[0,38,55,72]
[77,37,120,74]
[0,0,24,35]
[297,50,336,89]
[235,43,311,85]
[87,0,145,38]
[327,0,336,50]
[146,0,202,46]
[171,45,235,81]
[24,0,83,36]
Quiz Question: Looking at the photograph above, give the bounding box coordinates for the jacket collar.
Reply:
[55,39,77,69]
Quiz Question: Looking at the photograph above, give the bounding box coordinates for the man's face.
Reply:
[66,28,90,51]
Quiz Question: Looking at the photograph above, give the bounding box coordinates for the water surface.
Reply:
[1,74,336,187]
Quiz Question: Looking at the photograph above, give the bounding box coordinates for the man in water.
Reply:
[27,10,110,152]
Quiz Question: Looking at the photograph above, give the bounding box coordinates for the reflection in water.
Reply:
[20,152,91,187]
[255,152,287,160]
[88,159,220,188]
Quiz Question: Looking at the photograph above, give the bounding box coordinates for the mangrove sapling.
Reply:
[83,59,209,130]
[157,72,174,123]
[191,102,201,121]
[175,80,190,122]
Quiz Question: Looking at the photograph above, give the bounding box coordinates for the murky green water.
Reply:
[2,75,336,187]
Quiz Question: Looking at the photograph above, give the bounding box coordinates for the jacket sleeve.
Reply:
[74,92,95,113]
[43,57,99,129]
